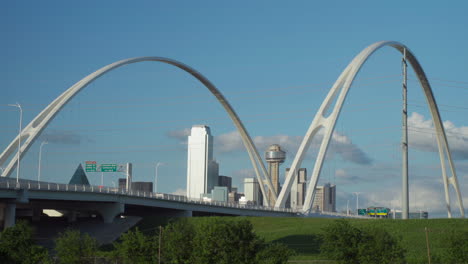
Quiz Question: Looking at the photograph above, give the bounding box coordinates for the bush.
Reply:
[321,219,405,264]
[113,227,157,263]
[440,230,468,264]
[54,229,98,264]
[0,220,50,264]
[159,217,293,264]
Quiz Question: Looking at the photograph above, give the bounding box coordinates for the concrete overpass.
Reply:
[0,178,298,229]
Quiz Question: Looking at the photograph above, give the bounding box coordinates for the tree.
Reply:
[54,229,98,264]
[443,230,468,263]
[321,219,405,264]
[161,218,195,264]
[0,220,50,264]
[160,217,293,264]
[190,217,262,264]
[357,227,405,264]
[112,227,157,263]
[321,219,363,263]
[255,242,294,264]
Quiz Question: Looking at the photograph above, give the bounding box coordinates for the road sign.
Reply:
[100,164,118,172]
[85,161,97,172]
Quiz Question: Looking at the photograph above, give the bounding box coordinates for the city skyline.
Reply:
[2,1,468,217]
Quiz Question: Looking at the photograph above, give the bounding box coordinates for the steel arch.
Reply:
[275,41,465,218]
[0,57,277,205]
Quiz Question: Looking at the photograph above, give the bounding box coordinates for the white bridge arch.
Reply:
[0,57,277,206]
[275,41,464,218]
[1,42,464,217]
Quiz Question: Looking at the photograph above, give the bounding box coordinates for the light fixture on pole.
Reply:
[353,192,361,213]
[8,103,23,185]
[0,166,4,176]
[155,162,165,193]
[37,141,48,182]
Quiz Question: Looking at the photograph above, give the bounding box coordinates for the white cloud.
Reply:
[214,130,372,165]
[408,112,468,159]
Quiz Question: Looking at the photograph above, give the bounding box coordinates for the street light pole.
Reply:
[0,167,4,176]
[155,162,165,193]
[8,103,23,185]
[37,141,48,182]
[353,192,361,213]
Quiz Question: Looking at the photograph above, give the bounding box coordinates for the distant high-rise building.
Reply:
[244,178,262,205]
[118,178,153,193]
[187,125,218,199]
[265,144,286,206]
[286,168,307,210]
[211,186,229,202]
[312,183,336,212]
[218,175,232,192]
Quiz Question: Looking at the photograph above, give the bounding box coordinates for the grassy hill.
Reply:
[135,216,467,263]
[249,217,468,263]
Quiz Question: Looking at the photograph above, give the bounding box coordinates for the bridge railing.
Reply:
[0,179,297,214]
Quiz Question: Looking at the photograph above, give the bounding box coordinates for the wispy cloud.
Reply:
[40,130,93,145]
[167,127,372,165]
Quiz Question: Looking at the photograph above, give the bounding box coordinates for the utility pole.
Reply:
[402,48,409,219]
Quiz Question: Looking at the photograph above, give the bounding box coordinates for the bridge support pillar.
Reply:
[3,203,16,228]
[32,208,42,222]
[97,202,124,224]
[67,211,77,223]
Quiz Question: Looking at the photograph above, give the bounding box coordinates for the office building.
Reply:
[286,168,307,210]
[312,183,336,212]
[265,144,286,206]
[119,178,153,193]
[211,186,229,202]
[218,175,232,192]
[187,125,218,199]
[244,178,262,205]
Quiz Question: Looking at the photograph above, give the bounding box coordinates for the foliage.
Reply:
[112,227,157,264]
[158,217,292,264]
[160,218,194,264]
[320,219,362,263]
[249,217,468,263]
[255,242,294,264]
[191,217,262,264]
[357,227,406,264]
[439,230,468,264]
[54,229,98,264]
[0,220,50,264]
[321,219,405,264]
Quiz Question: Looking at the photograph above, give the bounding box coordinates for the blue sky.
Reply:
[2,1,468,217]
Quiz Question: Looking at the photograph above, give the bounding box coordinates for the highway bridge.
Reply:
[0,178,302,229]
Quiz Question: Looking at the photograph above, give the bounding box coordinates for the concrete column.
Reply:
[67,211,77,223]
[32,208,41,222]
[97,203,124,224]
[4,203,16,228]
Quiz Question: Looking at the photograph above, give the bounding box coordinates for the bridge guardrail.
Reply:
[0,179,297,214]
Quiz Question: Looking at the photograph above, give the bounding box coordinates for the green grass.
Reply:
[133,216,467,263]
[249,217,468,263]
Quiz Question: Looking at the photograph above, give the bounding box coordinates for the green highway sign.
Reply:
[85,161,97,172]
[100,164,118,172]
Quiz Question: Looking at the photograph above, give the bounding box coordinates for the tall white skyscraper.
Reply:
[186,125,218,199]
